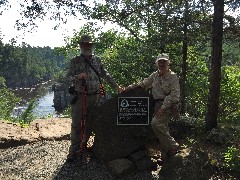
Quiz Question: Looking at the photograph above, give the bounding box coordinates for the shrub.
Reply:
[224,146,240,172]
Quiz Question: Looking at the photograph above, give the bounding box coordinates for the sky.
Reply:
[1,1,239,48]
[0,0,116,48]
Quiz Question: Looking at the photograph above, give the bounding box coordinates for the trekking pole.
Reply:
[80,79,87,162]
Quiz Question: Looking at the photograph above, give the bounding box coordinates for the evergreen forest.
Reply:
[0,40,66,88]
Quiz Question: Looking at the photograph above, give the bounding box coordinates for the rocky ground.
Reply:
[0,118,162,180]
[0,118,239,180]
[1,140,164,180]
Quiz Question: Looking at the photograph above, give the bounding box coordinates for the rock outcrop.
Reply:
[52,82,70,112]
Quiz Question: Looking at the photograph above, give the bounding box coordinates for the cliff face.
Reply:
[52,82,71,112]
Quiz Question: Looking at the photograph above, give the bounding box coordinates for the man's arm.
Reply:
[124,72,155,92]
[161,74,180,110]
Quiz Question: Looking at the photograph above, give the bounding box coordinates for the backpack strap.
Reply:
[83,57,102,84]
[83,57,106,96]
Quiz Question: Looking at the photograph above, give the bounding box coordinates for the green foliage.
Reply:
[98,31,154,91]
[205,128,231,145]
[0,40,66,88]
[18,98,37,126]
[56,23,100,60]
[181,45,240,124]
[224,146,240,171]
[52,69,67,83]
[219,65,240,123]
[222,42,240,66]
[0,79,41,126]
[0,78,21,120]
[184,47,210,118]
[58,24,240,125]
[61,106,71,118]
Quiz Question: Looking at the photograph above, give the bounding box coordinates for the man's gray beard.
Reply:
[81,48,93,56]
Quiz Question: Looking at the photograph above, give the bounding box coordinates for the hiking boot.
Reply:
[66,153,79,163]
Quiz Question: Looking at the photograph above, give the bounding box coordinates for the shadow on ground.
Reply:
[53,153,158,180]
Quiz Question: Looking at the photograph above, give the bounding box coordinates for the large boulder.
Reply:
[92,87,156,163]
[52,82,71,112]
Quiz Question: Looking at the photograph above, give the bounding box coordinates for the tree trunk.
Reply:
[205,0,224,131]
[180,0,189,114]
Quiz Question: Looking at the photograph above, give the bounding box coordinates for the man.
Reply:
[125,53,180,164]
[66,34,123,162]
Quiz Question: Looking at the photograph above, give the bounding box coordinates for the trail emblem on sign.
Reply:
[117,97,149,125]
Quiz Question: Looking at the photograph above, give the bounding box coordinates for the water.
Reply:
[13,80,58,118]
[33,91,56,118]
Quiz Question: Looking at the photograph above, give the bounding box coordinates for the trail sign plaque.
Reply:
[117,97,149,125]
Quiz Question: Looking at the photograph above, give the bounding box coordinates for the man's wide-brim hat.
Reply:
[155,53,170,63]
[78,35,94,44]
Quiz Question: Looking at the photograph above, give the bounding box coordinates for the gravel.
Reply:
[0,140,161,180]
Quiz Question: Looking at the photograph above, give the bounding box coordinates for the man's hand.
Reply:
[77,73,87,79]
[124,84,139,92]
[154,108,164,119]
[118,86,125,93]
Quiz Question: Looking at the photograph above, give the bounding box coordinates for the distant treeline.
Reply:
[0,40,67,88]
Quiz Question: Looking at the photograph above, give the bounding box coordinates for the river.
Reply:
[13,80,58,118]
